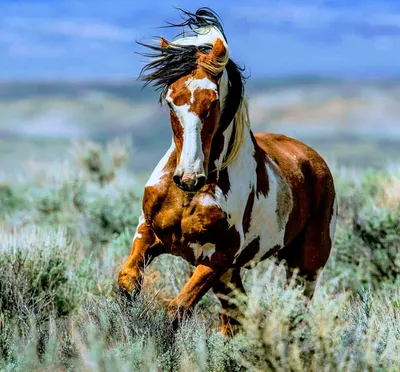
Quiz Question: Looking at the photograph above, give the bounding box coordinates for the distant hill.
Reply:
[0,75,349,102]
[1,76,400,174]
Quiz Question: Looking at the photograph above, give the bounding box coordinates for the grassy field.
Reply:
[0,140,399,371]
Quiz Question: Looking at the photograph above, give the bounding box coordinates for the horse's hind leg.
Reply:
[278,195,337,298]
[212,268,246,337]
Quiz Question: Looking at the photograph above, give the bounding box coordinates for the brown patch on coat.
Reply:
[275,175,293,230]
[180,201,241,268]
[251,134,269,197]
[118,222,166,293]
[170,111,183,151]
[253,133,333,245]
[208,126,238,195]
[168,82,191,106]
[242,188,255,234]
[260,244,282,261]
[234,237,260,267]
[167,264,218,321]
[190,87,218,117]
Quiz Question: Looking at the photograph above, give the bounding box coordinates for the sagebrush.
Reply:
[0,141,399,371]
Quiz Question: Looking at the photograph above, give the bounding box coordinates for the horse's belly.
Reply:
[241,204,288,266]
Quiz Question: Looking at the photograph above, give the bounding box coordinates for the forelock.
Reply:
[137,8,229,102]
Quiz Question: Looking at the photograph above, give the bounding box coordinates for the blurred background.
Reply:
[1,0,399,175]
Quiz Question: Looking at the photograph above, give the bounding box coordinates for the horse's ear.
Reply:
[160,37,169,48]
[198,38,228,74]
[209,38,227,59]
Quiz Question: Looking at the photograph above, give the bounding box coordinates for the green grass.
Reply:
[0,141,399,371]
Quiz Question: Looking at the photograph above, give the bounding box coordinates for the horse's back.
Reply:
[254,132,334,199]
[254,132,336,245]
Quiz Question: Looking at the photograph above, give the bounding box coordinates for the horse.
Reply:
[118,8,337,336]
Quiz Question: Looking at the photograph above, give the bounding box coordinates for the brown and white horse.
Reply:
[118,8,337,336]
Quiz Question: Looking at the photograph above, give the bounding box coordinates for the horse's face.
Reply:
[166,70,220,191]
[165,39,227,192]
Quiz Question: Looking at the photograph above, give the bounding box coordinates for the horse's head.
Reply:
[164,38,227,192]
[139,8,246,193]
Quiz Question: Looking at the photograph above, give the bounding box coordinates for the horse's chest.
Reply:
[147,189,235,264]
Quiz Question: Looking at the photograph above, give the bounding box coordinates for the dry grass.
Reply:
[0,142,399,371]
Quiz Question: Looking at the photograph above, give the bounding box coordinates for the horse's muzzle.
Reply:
[173,173,207,192]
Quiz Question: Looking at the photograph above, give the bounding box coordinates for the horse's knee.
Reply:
[118,266,142,294]
[166,299,193,330]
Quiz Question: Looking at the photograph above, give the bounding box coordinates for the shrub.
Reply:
[0,227,101,361]
[326,167,400,292]
[1,142,399,370]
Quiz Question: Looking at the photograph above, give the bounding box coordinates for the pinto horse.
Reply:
[118,8,337,336]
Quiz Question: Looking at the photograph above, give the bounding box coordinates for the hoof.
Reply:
[219,323,240,337]
[115,285,140,306]
[166,304,191,331]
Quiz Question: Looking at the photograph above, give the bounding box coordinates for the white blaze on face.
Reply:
[166,77,218,176]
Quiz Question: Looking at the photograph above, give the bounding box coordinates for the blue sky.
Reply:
[1,0,400,80]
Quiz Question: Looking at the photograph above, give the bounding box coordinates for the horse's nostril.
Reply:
[173,175,183,188]
[176,173,207,192]
[188,175,207,192]
[196,175,207,189]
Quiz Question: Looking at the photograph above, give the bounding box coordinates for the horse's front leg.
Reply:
[118,219,165,296]
[167,264,220,325]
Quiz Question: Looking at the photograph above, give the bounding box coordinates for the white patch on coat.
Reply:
[186,77,218,101]
[241,163,293,263]
[202,119,293,266]
[177,106,204,174]
[146,140,175,187]
[132,211,146,243]
[200,193,220,207]
[213,128,257,247]
[329,197,338,243]
[189,242,216,259]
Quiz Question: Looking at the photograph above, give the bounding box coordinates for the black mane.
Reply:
[138,42,211,101]
[137,7,246,126]
[163,7,227,42]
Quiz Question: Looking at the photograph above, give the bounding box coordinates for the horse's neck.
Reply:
[217,121,257,191]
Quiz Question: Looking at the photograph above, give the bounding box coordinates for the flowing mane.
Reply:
[137,8,250,170]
